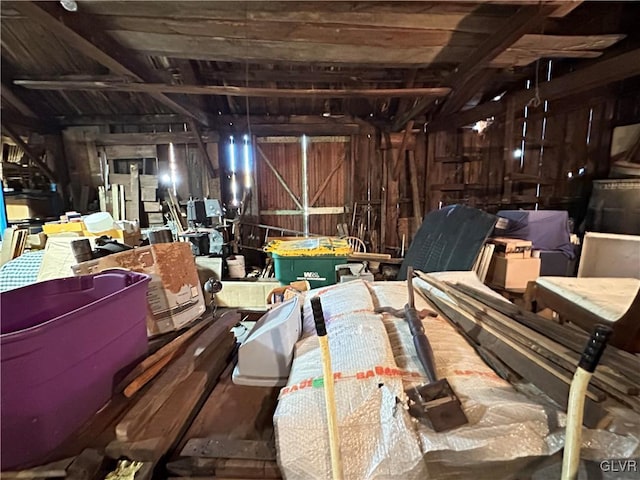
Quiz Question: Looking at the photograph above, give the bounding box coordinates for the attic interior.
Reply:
[1,1,640,479]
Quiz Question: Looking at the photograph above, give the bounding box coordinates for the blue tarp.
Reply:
[494,210,575,259]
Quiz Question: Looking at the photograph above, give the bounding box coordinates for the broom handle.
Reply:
[311,297,344,480]
[561,325,612,480]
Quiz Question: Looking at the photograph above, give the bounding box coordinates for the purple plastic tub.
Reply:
[0,270,150,470]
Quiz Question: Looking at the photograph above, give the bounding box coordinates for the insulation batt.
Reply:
[273,278,638,479]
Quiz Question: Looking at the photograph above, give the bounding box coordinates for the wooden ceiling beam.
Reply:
[1,82,38,119]
[90,131,219,146]
[55,114,186,126]
[392,4,561,131]
[198,69,449,85]
[10,1,211,127]
[79,3,510,34]
[428,48,640,132]
[14,80,452,99]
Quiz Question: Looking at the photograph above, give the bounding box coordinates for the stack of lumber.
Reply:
[2,313,239,480]
[416,273,640,428]
[166,364,281,479]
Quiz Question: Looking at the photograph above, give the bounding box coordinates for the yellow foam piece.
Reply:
[265,237,352,257]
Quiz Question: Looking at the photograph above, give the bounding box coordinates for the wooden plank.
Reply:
[16,79,452,99]
[1,457,74,479]
[65,449,104,480]
[11,2,211,126]
[182,437,276,461]
[56,114,185,126]
[128,164,140,222]
[116,317,216,394]
[106,334,236,465]
[80,2,510,33]
[104,144,157,159]
[91,131,218,146]
[380,133,390,251]
[391,121,414,180]
[101,15,486,48]
[415,279,608,427]
[109,30,477,66]
[114,315,238,442]
[407,150,422,232]
[447,286,639,398]
[178,364,279,445]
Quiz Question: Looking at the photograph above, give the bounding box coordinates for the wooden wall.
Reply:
[348,88,630,255]
[55,85,634,247]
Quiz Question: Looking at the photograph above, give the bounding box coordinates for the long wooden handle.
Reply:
[311,297,343,480]
[123,348,179,398]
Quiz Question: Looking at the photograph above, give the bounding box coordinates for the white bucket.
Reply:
[227,255,246,279]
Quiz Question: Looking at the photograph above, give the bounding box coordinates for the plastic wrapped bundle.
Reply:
[275,281,426,479]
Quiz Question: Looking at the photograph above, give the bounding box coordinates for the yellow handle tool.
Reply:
[311,296,344,480]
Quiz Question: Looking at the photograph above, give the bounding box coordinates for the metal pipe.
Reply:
[301,134,309,236]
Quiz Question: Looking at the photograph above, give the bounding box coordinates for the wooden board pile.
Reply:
[416,273,640,428]
[166,365,281,479]
[2,313,240,480]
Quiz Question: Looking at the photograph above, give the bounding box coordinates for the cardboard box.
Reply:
[73,242,205,336]
[147,212,164,225]
[139,174,159,189]
[491,237,532,258]
[143,201,162,213]
[487,255,540,290]
[141,187,157,202]
[215,280,281,308]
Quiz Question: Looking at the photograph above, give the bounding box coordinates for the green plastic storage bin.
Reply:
[272,253,347,288]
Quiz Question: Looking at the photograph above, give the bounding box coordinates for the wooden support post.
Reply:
[408,150,422,232]
[502,99,516,203]
[128,164,140,222]
[379,137,387,254]
[383,132,399,249]
[392,120,414,180]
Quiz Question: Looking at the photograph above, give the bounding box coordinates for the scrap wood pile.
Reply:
[416,273,640,428]
[2,311,276,480]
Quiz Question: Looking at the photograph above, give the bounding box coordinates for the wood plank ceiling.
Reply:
[0,1,636,130]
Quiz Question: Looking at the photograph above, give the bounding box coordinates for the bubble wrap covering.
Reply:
[274,279,638,479]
